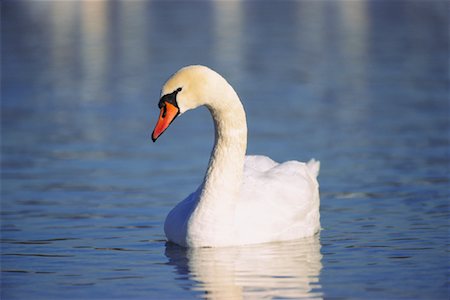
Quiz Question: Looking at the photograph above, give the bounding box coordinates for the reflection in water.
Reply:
[334,1,371,123]
[49,0,78,99]
[116,0,151,93]
[213,1,243,78]
[166,237,322,299]
[80,1,108,102]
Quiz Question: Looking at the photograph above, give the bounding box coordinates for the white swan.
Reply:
[152,65,320,247]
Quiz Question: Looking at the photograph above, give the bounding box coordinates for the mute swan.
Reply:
[152,65,320,247]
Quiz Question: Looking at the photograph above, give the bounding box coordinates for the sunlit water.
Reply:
[2,1,449,299]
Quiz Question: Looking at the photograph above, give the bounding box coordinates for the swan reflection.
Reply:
[165,236,322,299]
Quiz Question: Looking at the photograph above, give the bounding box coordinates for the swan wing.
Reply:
[164,187,201,246]
[237,157,320,244]
[244,155,278,172]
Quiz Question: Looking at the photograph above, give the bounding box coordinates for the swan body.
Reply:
[152,65,320,247]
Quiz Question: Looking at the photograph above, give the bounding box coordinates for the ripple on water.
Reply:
[1,1,449,299]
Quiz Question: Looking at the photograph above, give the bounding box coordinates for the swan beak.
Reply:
[152,102,179,142]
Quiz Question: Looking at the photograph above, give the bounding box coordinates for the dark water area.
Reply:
[1,1,449,299]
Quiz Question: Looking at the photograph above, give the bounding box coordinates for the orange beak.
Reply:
[152,102,180,142]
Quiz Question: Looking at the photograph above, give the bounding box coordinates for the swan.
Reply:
[152,65,320,247]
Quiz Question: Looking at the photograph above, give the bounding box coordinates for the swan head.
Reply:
[152,65,227,142]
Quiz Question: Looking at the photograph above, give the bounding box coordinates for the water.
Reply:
[1,1,449,299]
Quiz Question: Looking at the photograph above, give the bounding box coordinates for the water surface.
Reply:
[2,1,449,299]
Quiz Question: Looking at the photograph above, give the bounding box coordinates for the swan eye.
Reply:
[158,87,182,109]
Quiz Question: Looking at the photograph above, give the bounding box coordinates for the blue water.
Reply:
[2,1,449,299]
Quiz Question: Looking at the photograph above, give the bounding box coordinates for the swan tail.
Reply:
[306,159,320,178]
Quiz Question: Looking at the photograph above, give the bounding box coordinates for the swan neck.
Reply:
[187,78,247,246]
[202,88,247,199]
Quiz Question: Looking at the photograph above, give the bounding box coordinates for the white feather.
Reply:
[162,65,320,247]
